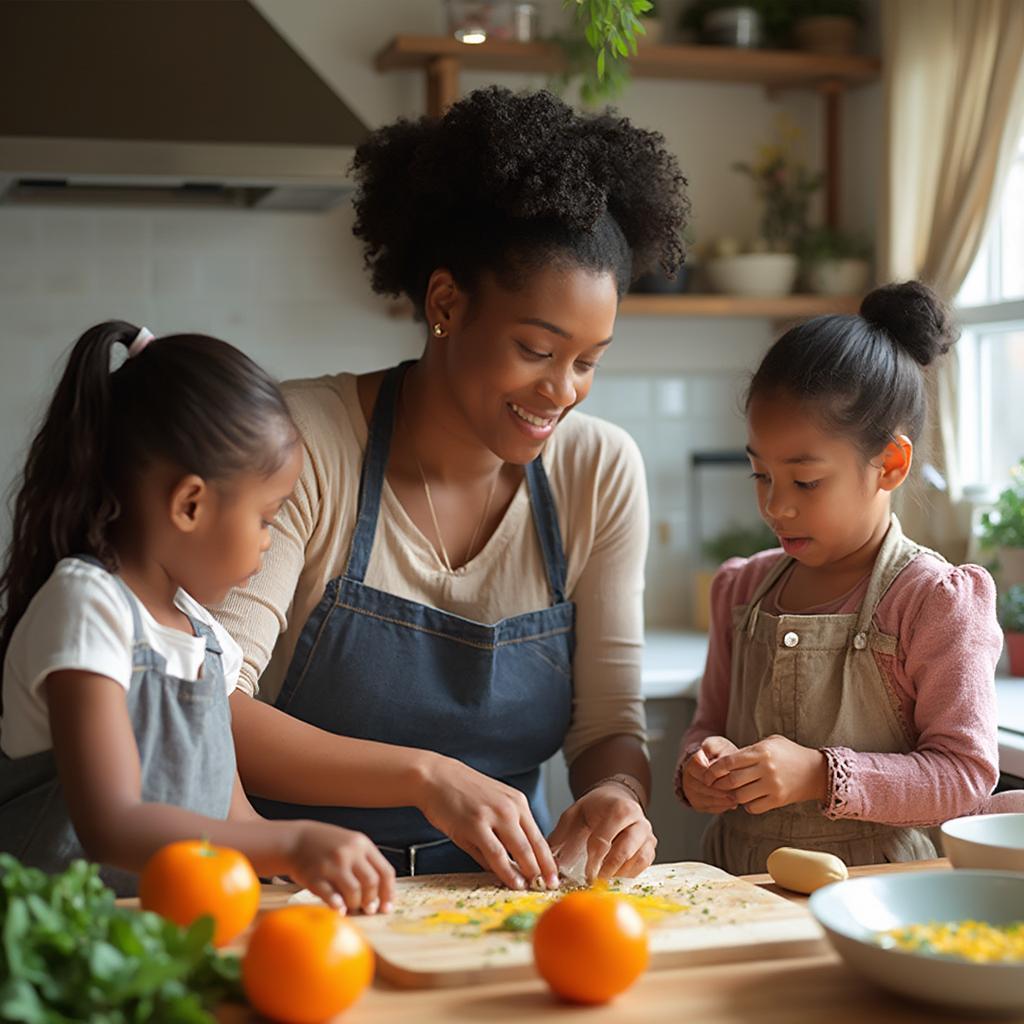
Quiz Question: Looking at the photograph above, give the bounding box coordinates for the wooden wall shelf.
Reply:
[619,293,861,318]
[389,293,861,321]
[376,36,880,90]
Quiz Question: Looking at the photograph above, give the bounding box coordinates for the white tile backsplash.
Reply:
[586,371,764,626]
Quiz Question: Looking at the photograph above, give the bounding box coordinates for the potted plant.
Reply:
[797,226,872,296]
[979,460,1024,592]
[792,0,864,55]
[693,522,777,629]
[708,115,822,296]
[998,585,1024,677]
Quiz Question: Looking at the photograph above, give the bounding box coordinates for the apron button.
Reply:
[853,631,868,650]
[783,631,800,648]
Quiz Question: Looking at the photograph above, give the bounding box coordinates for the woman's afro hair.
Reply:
[351,86,690,313]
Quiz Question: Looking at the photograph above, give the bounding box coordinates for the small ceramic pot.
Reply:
[707,253,798,297]
[807,258,870,296]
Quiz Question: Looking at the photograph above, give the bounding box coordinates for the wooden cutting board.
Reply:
[291,861,825,989]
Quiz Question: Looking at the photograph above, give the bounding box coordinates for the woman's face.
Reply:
[438,264,619,465]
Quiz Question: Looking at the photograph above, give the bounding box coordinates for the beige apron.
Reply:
[703,515,940,874]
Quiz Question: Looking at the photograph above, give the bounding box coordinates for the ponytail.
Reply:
[0,321,296,674]
[0,321,137,670]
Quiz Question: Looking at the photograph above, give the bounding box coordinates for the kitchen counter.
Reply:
[218,860,1024,1024]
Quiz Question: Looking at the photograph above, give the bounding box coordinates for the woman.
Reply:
[217,86,689,891]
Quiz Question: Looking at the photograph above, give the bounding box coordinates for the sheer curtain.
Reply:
[880,0,1024,558]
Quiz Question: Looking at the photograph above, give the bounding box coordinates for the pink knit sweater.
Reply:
[678,548,1003,826]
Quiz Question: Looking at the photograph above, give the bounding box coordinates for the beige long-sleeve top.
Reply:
[214,372,648,766]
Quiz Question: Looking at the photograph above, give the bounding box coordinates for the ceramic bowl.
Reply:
[809,870,1024,1014]
[942,813,1024,872]
[707,253,798,297]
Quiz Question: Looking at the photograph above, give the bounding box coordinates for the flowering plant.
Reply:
[732,115,823,252]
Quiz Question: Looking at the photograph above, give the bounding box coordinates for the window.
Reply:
[956,132,1024,491]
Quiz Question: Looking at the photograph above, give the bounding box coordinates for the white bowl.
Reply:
[942,813,1024,872]
[707,253,798,297]
[807,258,870,296]
[809,870,1024,1014]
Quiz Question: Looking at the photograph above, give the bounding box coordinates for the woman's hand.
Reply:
[416,755,559,891]
[704,734,827,814]
[285,821,396,915]
[682,736,740,814]
[546,783,656,883]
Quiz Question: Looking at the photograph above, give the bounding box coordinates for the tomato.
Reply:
[138,840,260,947]
[242,906,374,1023]
[532,891,649,1004]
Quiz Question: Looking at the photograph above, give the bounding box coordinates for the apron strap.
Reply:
[344,361,408,583]
[852,514,924,640]
[525,455,569,605]
[343,362,571,606]
[73,554,147,647]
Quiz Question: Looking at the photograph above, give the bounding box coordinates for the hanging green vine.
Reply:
[558,0,653,103]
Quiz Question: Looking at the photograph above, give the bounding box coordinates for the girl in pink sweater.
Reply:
[676,281,1002,872]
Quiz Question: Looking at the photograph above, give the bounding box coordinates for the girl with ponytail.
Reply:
[677,281,1003,872]
[0,322,395,910]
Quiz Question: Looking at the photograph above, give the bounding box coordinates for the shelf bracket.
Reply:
[426,56,460,118]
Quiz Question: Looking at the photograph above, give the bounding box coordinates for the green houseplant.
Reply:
[998,584,1024,677]
[797,226,872,295]
[979,460,1024,590]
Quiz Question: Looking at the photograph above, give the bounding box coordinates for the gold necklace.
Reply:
[399,380,501,573]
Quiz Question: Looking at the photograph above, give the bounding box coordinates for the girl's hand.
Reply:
[547,784,657,883]
[285,822,396,915]
[705,734,828,814]
[417,756,559,891]
[682,736,740,813]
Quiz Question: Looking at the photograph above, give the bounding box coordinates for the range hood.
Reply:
[0,0,369,210]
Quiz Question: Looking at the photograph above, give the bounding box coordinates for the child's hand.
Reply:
[682,736,740,814]
[286,822,396,915]
[704,734,827,814]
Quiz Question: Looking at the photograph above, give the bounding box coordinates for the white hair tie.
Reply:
[126,327,155,359]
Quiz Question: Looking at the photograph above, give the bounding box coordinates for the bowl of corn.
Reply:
[808,870,1024,1014]
[941,812,1024,872]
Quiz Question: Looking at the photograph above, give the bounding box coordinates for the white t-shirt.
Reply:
[1,558,242,758]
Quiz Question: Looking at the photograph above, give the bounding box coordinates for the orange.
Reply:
[242,906,374,1023]
[138,840,260,947]
[532,890,649,1004]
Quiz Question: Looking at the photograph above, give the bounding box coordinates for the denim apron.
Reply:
[253,362,576,876]
[0,560,236,895]
[703,516,939,873]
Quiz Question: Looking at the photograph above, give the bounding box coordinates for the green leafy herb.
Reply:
[494,911,540,933]
[0,855,243,1023]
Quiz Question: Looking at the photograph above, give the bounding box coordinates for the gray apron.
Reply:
[0,560,236,895]
[704,515,939,873]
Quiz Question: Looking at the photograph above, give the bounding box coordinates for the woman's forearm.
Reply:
[229,691,438,808]
[567,733,651,804]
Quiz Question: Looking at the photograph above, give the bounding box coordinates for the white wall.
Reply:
[0,0,882,626]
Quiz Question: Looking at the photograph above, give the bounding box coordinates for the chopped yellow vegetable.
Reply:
[878,920,1024,963]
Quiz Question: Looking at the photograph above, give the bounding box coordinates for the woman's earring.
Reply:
[431,322,447,338]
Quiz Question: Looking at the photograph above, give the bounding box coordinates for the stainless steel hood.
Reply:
[0,0,369,210]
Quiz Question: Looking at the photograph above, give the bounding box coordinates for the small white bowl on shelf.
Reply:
[707,253,798,297]
[941,812,1024,872]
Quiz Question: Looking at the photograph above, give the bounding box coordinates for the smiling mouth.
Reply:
[509,402,557,428]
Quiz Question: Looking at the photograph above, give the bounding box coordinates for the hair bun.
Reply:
[859,281,958,367]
